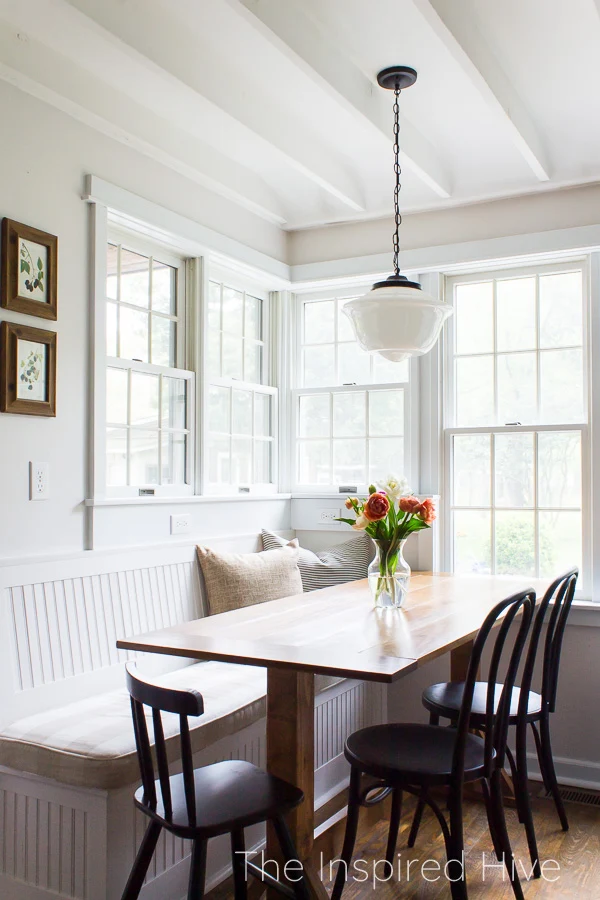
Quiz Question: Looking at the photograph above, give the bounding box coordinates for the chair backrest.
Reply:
[519,568,578,715]
[126,662,204,825]
[453,589,535,782]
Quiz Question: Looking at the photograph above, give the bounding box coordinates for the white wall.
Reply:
[0,79,286,562]
[288,183,600,267]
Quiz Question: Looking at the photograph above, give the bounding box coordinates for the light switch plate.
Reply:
[30,462,49,500]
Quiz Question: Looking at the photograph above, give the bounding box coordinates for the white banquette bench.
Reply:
[0,537,386,900]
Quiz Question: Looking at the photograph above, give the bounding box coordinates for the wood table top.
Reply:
[117,573,552,683]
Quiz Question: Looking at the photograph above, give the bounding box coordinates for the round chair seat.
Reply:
[344,723,489,786]
[423,682,543,725]
[135,759,303,838]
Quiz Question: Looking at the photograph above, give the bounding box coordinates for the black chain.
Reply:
[392,86,402,276]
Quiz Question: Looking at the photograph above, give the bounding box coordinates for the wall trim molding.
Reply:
[526,751,600,791]
[290,224,600,287]
[83,175,290,286]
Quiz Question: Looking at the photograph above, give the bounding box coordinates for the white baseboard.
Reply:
[526,751,600,791]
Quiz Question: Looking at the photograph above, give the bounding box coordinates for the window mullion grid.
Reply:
[228,386,233,486]
[534,429,539,577]
[535,274,541,423]
[365,390,370,487]
[116,244,122,359]
[490,432,496,575]
[147,255,153,365]
[251,389,256,485]
[242,290,247,381]
[126,368,132,487]
[493,278,499,424]
[219,283,224,378]
[158,373,163,486]
[329,392,334,485]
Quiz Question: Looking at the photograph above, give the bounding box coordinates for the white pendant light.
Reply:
[343,66,452,362]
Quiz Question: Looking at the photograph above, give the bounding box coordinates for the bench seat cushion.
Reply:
[0,662,342,790]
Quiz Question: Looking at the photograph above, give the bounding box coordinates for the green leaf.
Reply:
[335,517,356,526]
[21,260,30,274]
[37,257,43,270]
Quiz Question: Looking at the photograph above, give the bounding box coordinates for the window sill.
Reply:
[86,493,292,507]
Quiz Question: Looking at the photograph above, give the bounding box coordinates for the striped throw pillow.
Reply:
[261,530,374,593]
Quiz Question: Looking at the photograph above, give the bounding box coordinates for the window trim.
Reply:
[91,209,196,499]
[441,258,591,593]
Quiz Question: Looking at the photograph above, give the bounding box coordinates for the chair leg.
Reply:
[331,766,362,900]
[188,839,208,900]
[407,787,426,848]
[231,829,248,900]
[489,769,525,900]
[515,724,541,878]
[120,820,162,900]
[540,712,569,831]
[408,710,439,847]
[531,721,552,794]
[271,815,311,900]
[446,787,467,900]
[481,778,502,861]
[505,745,524,824]
[385,789,403,865]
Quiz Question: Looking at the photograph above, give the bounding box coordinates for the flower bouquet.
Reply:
[337,476,436,608]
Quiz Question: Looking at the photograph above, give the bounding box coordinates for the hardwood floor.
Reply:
[208,790,600,899]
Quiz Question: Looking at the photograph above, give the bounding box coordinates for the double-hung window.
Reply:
[293,290,412,491]
[105,237,194,496]
[205,273,276,493]
[445,262,588,584]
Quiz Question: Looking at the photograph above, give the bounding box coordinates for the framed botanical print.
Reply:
[0,322,57,416]
[1,219,58,320]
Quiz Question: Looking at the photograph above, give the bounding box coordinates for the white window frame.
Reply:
[442,258,591,592]
[203,264,279,495]
[292,285,418,493]
[93,218,195,499]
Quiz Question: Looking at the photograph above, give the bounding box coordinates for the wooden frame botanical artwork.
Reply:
[1,219,58,320]
[0,322,57,416]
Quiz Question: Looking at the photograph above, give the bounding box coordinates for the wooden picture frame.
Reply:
[0,322,57,416]
[1,219,58,320]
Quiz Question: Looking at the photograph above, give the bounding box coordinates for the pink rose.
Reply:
[345,497,359,510]
[417,498,436,525]
[363,492,390,522]
[399,496,422,514]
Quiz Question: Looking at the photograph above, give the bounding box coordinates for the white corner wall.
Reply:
[0,79,286,562]
[288,183,600,267]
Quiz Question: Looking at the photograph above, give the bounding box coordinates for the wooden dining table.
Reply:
[117,572,551,899]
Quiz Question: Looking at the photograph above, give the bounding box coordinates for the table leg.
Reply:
[266,668,329,900]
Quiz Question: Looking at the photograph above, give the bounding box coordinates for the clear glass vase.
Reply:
[368,538,411,608]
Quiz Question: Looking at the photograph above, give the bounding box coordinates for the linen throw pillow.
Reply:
[196,544,303,616]
[261,530,374,592]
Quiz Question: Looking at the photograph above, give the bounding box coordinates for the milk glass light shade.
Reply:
[342,276,453,362]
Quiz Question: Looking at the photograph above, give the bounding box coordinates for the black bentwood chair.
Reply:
[410,568,578,877]
[331,589,535,900]
[121,663,310,900]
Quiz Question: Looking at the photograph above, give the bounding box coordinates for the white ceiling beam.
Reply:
[0,0,365,215]
[0,21,287,224]
[411,0,551,182]
[223,0,452,199]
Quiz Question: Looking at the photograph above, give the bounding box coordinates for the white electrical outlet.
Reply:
[29,462,49,500]
[318,508,340,523]
[170,513,191,535]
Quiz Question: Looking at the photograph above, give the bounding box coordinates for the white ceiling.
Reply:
[0,0,599,231]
